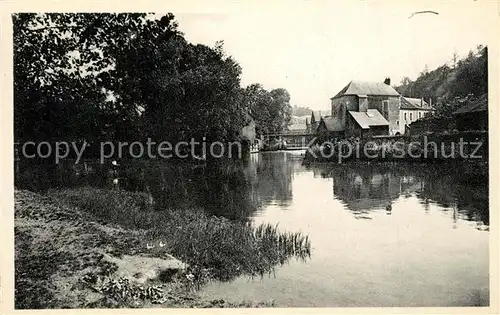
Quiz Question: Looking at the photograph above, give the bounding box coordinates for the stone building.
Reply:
[330,79,401,137]
[316,116,344,142]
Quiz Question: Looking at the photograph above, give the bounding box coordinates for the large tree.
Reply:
[14,12,295,159]
[113,29,246,143]
[14,13,249,151]
[13,13,151,146]
[242,84,292,135]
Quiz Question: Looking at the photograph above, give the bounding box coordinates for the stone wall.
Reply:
[331,95,358,130]
[362,125,389,138]
[345,113,360,138]
[367,95,400,135]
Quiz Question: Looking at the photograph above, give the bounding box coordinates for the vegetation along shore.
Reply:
[15,188,310,308]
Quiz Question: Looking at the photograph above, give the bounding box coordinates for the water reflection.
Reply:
[246,152,302,208]
[16,152,488,227]
[198,155,489,307]
[330,166,400,219]
[16,152,489,306]
[15,152,302,221]
[307,162,489,226]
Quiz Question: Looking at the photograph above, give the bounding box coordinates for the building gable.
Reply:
[332,81,400,99]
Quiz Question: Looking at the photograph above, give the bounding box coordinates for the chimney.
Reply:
[421,97,423,107]
[384,77,391,85]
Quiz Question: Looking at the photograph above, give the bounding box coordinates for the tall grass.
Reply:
[48,187,311,284]
[49,187,161,229]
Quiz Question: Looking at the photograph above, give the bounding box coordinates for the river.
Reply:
[197,151,489,307]
[16,150,489,307]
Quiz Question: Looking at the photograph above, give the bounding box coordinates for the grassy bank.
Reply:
[15,188,310,309]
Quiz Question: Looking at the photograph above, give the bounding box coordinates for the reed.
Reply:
[48,187,312,284]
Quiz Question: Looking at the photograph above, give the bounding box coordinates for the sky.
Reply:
[168,1,497,110]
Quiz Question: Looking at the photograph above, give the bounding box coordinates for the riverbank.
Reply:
[303,132,488,163]
[15,188,309,309]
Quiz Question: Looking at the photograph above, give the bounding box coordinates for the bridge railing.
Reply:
[262,130,314,137]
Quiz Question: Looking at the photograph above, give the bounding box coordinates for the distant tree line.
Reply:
[13,13,292,157]
[395,45,488,117]
[291,105,313,117]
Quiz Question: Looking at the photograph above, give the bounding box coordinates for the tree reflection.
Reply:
[135,152,299,220]
[16,154,488,227]
[249,152,295,207]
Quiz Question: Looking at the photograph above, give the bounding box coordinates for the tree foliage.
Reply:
[241,84,292,135]
[395,45,488,117]
[14,13,293,154]
[14,13,150,144]
[291,105,312,117]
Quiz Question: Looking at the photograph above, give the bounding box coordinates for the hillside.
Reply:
[395,45,487,117]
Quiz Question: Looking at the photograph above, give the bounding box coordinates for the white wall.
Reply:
[398,110,430,134]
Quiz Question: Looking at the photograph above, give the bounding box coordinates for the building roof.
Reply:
[348,109,389,129]
[401,97,432,110]
[332,81,400,99]
[319,116,344,132]
[453,93,488,115]
[404,97,430,107]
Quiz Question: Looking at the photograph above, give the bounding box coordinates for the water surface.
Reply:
[16,151,489,306]
[198,151,489,307]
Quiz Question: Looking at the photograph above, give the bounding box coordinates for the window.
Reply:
[382,100,389,118]
[396,120,399,125]
[410,113,413,120]
[419,112,422,118]
[404,113,407,120]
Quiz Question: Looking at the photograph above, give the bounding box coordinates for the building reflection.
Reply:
[18,151,488,227]
[316,163,489,226]
[328,166,402,219]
